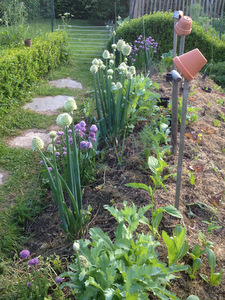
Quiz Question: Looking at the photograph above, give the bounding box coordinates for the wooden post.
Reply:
[146,0,150,14]
[175,79,190,209]
[221,0,225,18]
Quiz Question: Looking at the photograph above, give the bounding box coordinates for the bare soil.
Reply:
[25,73,225,300]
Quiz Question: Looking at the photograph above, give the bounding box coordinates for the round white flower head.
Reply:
[107,69,113,75]
[124,58,128,63]
[110,53,114,59]
[102,50,110,59]
[118,15,121,20]
[112,31,116,36]
[92,58,99,65]
[127,72,132,80]
[122,44,131,56]
[117,39,125,51]
[64,97,77,112]
[79,255,89,268]
[111,82,116,87]
[73,241,80,251]
[98,59,103,66]
[56,113,73,128]
[118,62,127,70]
[111,44,117,50]
[49,131,57,139]
[100,64,106,70]
[31,137,44,151]
[90,65,98,74]
[108,75,113,80]
[109,59,114,66]
[116,82,122,89]
[129,66,136,75]
[47,144,55,153]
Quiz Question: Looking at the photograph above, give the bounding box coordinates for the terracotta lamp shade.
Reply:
[173,48,207,81]
[175,16,192,36]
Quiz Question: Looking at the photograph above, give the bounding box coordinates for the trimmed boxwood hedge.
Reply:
[114,11,225,63]
[0,31,68,113]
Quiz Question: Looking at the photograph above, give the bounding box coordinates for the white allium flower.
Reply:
[116,82,122,89]
[79,255,89,268]
[98,59,103,65]
[111,82,116,87]
[47,144,55,153]
[90,65,98,74]
[31,137,44,151]
[124,57,128,63]
[49,131,57,139]
[111,44,117,50]
[102,50,110,59]
[110,53,114,59]
[64,97,77,112]
[92,58,99,65]
[56,113,73,128]
[112,31,116,36]
[73,241,80,251]
[119,62,127,69]
[100,64,106,70]
[108,75,112,80]
[122,44,131,56]
[109,59,114,65]
[127,72,132,79]
[107,69,113,75]
[117,39,125,51]
[129,66,136,75]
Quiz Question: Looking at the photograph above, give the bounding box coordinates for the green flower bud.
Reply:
[102,50,110,59]
[56,113,73,128]
[112,31,116,36]
[111,44,117,50]
[47,144,55,153]
[100,64,106,70]
[90,65,98,74]
[122,44,131,56]
[49,131,57,139]
[92,58,99,65]
[31,137,44,151]
[117,39,125,51]
[109,59,114,65]
[98,59,103,65]
[64,97,77,112]
[108,75,112,80]
[107,69,113,75]
[79,255,89,268]
[73,241,80,251]
[129,66,136,75]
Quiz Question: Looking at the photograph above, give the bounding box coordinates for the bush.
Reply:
[114,11,225,63]
[0,31,68,114]
[210,61,225,87]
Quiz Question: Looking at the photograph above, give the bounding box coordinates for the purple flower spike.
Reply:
[48,167,52,171]
[87,142,93,149]
[68,129,72,133]
[55,152,60,157]
[63,151,67,155]
[56,140,61,145]
[40,161,43,166]
[89,132,95,138]
[27,282,31,288]
[80,141,88,150]
[27,258,39,267]
[57,131,65,136]
[90,124,98,132]
[20,250,30,259]
[79,121,86,127]
[93,138,97,143]
[62,147,67,151]
[55,276,63,284]
[75,124,81,130]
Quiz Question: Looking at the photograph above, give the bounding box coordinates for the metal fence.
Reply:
[58,25,113,63]
[130,0,225,19]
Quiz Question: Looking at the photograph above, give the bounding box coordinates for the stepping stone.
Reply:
[8,127,59,149]
[48,78,82,89]
[0,169,9,186]
[23,95,74,115]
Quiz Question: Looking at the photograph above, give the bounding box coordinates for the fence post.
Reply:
[51,0,54,32]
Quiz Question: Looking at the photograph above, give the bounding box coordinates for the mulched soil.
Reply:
[25,72,225,300]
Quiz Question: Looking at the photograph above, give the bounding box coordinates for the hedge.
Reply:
[114,11,225,63]
[0,31,68,113]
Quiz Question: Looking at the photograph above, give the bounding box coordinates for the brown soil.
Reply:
[25,73,225,300]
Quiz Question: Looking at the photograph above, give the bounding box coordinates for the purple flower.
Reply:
[80,141,88,150]
[56,140,61,145]
[79,121,86,127]
[69,137,73,144]
[55,276,63,284]
[55,152,60,157]
[89,132,95,138]
[87,142,93,149]
[63,151,67,155]
[27,282,31,288]
[78,131,85,137]
[20,250,30,259]
[48,167,52,171]
[62,147,66,151]
[93,138,97,143]
[90,124,98,132]
[27,258,39,266]
[68,129,72,133]
[40,161,43,166]
[75,124,81,131]
[57,131,65,136]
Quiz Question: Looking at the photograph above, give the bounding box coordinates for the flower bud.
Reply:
[49,131,57,139]
[102,50,110,59]
[111,44,117,50]
[90,65,98,74]
[31,137,44,151]
[122,44,131,56]
[56,113,73,128]
[117,39,125,51]
[92,58,99,65]
[127,72,132,80]
[79,255,89,268]
[64,97,77,112]
[116,82,122,89]
[73,241,80,251]
[107,69,113,75]
[129,66,136,75]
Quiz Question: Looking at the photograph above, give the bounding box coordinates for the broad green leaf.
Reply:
[209,271,223,286]
[160,206,183,219]
[90,227,114,251]
[175,241,189,262]
[162,230,175,265]
[208,249,216,273]
[148,156,158,174]
[152,210,163,232]
[193,258,201,275]
[192,244,201,258]
[125,182,151,193]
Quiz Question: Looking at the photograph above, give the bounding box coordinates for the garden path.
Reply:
[0,78,83,185]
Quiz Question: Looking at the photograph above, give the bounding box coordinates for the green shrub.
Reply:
[0,31,68,114]
[114,11,225,63]
[210,61,225,87]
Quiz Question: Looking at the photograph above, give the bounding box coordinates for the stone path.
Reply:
[0,78,82,186]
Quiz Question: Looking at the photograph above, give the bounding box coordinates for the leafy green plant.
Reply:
[187,244,209,279]
[162,225,189,266]
[214,119,221,127]
[216,98,224,106]
[200,249,223,286]
[202,218,222,238]
[220,113,225,122]
[61,202,187,300]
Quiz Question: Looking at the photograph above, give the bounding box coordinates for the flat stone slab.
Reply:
[23,95,74,115]
[8,127,59,149]
[0,169,9,186]
[48,78,82,89]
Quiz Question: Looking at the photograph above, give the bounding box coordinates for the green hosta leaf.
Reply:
[208,249,216,273]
